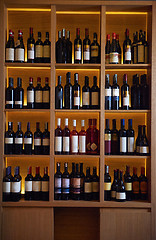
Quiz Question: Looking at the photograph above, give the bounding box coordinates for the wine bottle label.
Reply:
[75,44,81,60]
[35,91,42,103]
[33,181,41,192]
[15,101,22,105]
[25,181,32,192]
[140,181,147,194]
[91,92,99,106]
[133,46,137,63]
[111,190,116,198]
[43,91,50,103]
[55,178,61,188]
[125,45,131,61]
[128,137,134,152]
[91,46,98,57]
[84,45,90,61]
[15,138,23,144]
[123,93,129,106]
[79,135,86,153]
[44,45,50,58]
[90,143,97,151]
[116,192,126,200]
[6,100,13,105]
[144,46,148,64]
[84,182,92,193]
[105,54,110,64]
[63,136,70,152]
[87,142,91,151]
[120,137,127,153]
[34,138,41,146]
[35,45,43,58]
[73,178,81,194]
[6,48,14,61]
[42,181,49,192]
[5,138,13,144]
[24,138,32,144]
[105,134,111,141]
[105,89,111,97]
[12,181,21,193]
[125,182,132,191]
[82,92,90,106]
[113,89,119,97]
[74,91,80,106]
[104,182,111,191]
[15,48,24,61]
[62,178,70,189]
[138,44,144,63]
[55,188,61,194]
[27,90,34,103]
[71,135,78,153]
[110,52,118,63]
[15,40,20,47]
[3,182,11,193]
[43,138,50,146]
[92,182,99,193]
[140,146,149,154]
[55,136,62,152]
[28,44,35,60]
[133,181,139,193]
[136,145,140,153]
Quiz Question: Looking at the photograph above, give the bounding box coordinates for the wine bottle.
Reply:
[121,74,130,110]
[105,34,111,64]
[42,122,50,155]
[105,119,111,155]
[43,32,51,63]
[74,28,82,64]
[92,166,99,201]
[14,122,23,155]
[83,28,91,63]
[27,77,35,109]
[110,33,118,64]
[90,119,99,155]
[54,162,62,200]
[25,166,33,200]
[43,77,50,109]
[112,74,119,110]
[55,118,63,155]
[12,166,22,202]
[14,77,24,109]
[127,119,134,155]
[90,32,100,63]
[123,28,131,64]
[15,30,25,63]
[70,162,75,199]
[73,73,80,109]
[111,169,118,200]
[86,119,92,154]
[137,30,144,64]
[63,118,70,155]
[35,32,43,63]
[79,120,86,154]
[64,72,72,109]
[72,163,81,200]
[84,167,92,201]
[5,77,14,109]
[24,122,33,155]
[33,166,42,200]
[34,122,42,155]
[62,162,70,200]
[62,28,67,64]
[91,76,100,109]
[140,74,149,109]
[131,74,141,109]
[4,122,14,155]
[66,31,72,63]
[144,31,148,64]
[80,163,85,200]
[139,167,148,200]
[111,119,119,155]
[70,120,78,154]
[35,77,43,109]
[27,27,35,63]
[55,76,63,109]
[124,166,132,201]
[140,125,150,156]
[56,31,62,63]
[5,29,14,62]
[116,34,121,64]
[116,171,126,202]
[119,119,127,155]
[3,166,13,202]
[136,125,142,155]
[104,165,111,201]
[82,76,90,109]
[132,167,140,200]
[132,32,138,64]
[42,167,49,201]
[105,74,111,110]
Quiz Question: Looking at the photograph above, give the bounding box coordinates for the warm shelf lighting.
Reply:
[7,8,51,12]
[56,69,100,71]
[6,67,51,70]
[106,12,147,15]
[56,11,100,15]
[105,69,147,72]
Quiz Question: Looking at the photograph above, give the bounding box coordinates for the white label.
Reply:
[62,178,70,188]
[63,137,70,152]
[43,91,50,103]
[110,52,118,63]
[15,138,23,144]
[74,96,80,106]
[6,101,13,105]
[91,92,99,106]
[35,45,43,58]
[116,192,126,200]
[113,89,119,97]
[15,101,22,105]
[140,146,149,154]
[120,137,127,153]
[125,51,131,61]
[43,138,50,146]
[25,181,32,192]
[34,139,41,146]
[15,48,24,61]
[6,48,14,61]
[84,182,92,193]
[82,92,90,106]
[27,90,34,103]
[12,181,21,193]
[105,89,111,97]
[24,138,32,144]
[79,135,86,153]
[104,182,111,191]
[75,45,81,60]
[92,182,99,193]
[5,138,13,144]
[55,136,62,152]
[123,95,129,106]
[42,181,49,192]
[3,182,11,193]
[84,51,90,60]
[128,137,134,153]
[44,45,50,58]
[33,181,41,192]
[35,91,42,103]
[111,190,116,198]
[28,50,34,60]
[71,135,78,153]
[55,178,61,188]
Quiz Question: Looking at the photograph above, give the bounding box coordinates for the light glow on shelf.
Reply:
[106,12,147,15]
[56,11,100,15]
[105,69,148,72]
[56,69,100,71]
[7,67,51,70]
[7,8,51,12]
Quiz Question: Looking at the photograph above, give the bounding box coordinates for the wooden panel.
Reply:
[54,208,100,240]
[2,207,53,240]
[100,208,151,240]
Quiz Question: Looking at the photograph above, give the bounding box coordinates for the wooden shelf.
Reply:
[4,109,50,113]
[55,63,101,69]
[55,109,101,112]
[105,110,150,113]
[4,155,50,158]
[2,201,52,207]
[54,155,100,158]
[5,62,51,68]
[105,155,150,159]
[105,64,151,69]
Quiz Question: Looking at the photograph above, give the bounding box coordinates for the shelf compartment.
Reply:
[105,64,151,69]
[2,201,52,207]
[104,155,150,159]
[4,155,50,158]
[4,109,50,113]
[5,63,51,68]
[55,109,101,113]
[54,155,100,158]
[105,110,150,113]
[55,64,101,69]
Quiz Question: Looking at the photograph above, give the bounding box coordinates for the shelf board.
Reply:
[4,155,50,158]
[105,110,150,113]
[4,109,50,113]
[105,64,151,69]
[55,109,101,113]
[54,155,100,158]
[105,155,150,159]
[55,63,101,69]
[2,201,52,207]
[5,62,51,68]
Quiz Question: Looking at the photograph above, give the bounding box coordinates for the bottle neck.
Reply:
[57,164,60,172]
